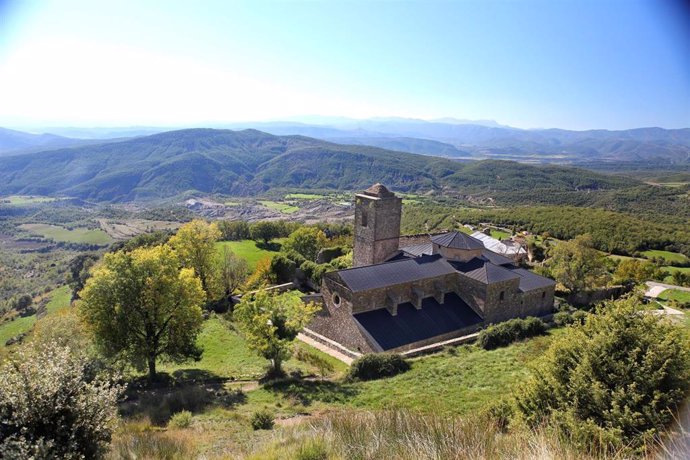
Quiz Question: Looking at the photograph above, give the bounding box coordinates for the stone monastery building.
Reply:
[308,183,555,355]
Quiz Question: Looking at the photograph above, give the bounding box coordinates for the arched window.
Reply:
[361,208,368,227]
[542,291,546,299]
[499,291,505,301]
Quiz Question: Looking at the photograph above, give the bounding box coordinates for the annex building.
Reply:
[308,183,555,355]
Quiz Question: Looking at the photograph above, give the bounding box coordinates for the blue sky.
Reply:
[0,0,689,130]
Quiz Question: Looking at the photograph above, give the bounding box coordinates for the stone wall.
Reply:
[353,194,402,267]
[309,275,378,353]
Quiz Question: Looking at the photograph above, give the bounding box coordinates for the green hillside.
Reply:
[0,129,636,203]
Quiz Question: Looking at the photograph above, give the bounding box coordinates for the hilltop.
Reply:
[0,128,633,202]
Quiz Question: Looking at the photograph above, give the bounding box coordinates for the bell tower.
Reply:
[353,183,402,267]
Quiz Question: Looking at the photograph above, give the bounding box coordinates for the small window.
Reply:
[499,291,505,301]
[332,293,341,307]
[361,209,368,227]
[542,291,546,299]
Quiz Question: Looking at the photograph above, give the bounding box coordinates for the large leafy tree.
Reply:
[168,219,221,297]
[234,290,319,376]
[515,295,690,452]
[79,245,205,381]
[217,246,249,299]
[548,234,610,294]
[282,226,328,262]
[612,258,662,285]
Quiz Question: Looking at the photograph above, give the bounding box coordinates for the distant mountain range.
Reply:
[4,118,689,164]
[0,128,633,203]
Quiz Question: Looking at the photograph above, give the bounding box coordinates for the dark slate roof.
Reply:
[480,249,515,266]
[337,254,456,293]
[451,258,520,284]
[353,293,483,350]
[400,243,433,257]
[509,268,556,292]
[431,231,485,250]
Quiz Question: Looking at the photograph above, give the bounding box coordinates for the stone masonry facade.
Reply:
[309,183,556,354]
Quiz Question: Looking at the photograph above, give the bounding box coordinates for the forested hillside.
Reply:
[0,128,637,202]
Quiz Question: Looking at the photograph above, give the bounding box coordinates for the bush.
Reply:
[552,311,573,327]
[0,346,122,459]
[477,317,546,350]
[270,254,297,284]
[168,410,193,429]
[347,353,410,381]
[251,408,275,430]
[515,295,690,453]
[299,261,331,286]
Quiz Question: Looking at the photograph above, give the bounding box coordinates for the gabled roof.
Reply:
[471,231,527,256]
[509,268,556,292]
[400,243,433,257]
[451,258,520,284]
[335,254,456,293]
[353,293,483,350]
[480,249,515,266]
[431,231,485,250]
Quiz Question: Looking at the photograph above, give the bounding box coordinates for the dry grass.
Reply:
[249,409,667,460]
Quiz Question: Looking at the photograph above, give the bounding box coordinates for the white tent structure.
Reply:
[470,231,527,259]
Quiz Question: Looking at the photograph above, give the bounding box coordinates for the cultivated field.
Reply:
[99,219,181,240]
[215,239,284,270]
[20,223,113,245]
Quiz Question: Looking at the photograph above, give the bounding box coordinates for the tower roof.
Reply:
[363,183,395,198]
[431,231,485,250]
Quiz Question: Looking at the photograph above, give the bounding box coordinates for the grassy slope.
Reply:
[642,250,689,264]
[20,223,113,245]
[158,315,347,380]
[0,286,71,345]
[216,239,284,270]
[244,331,558,418]
[658,289,690,303]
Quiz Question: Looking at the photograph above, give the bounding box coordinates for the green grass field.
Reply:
[658,289,690,304]
[0,286,71,346]
[2,195,59,205]
[216,239,284,270]
[20,223,113,245]
[662,266,690,283]
[159,315,347,380]
[243,330,558,418]
[258,200,300,214]
[488,229,512,240]
[641,250,689,264]
[284,193,326,200]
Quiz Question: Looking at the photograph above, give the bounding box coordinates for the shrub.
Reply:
[347,353,410,381]
[251,408,275,430]
[270,254,297,284]
[477,317,546,350]
[552,311,573,327]
[0,346,122,459]
[168,410,193,429]
[515,295,690,453]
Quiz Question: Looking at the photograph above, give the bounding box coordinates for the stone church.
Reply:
[308,183,555,355]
